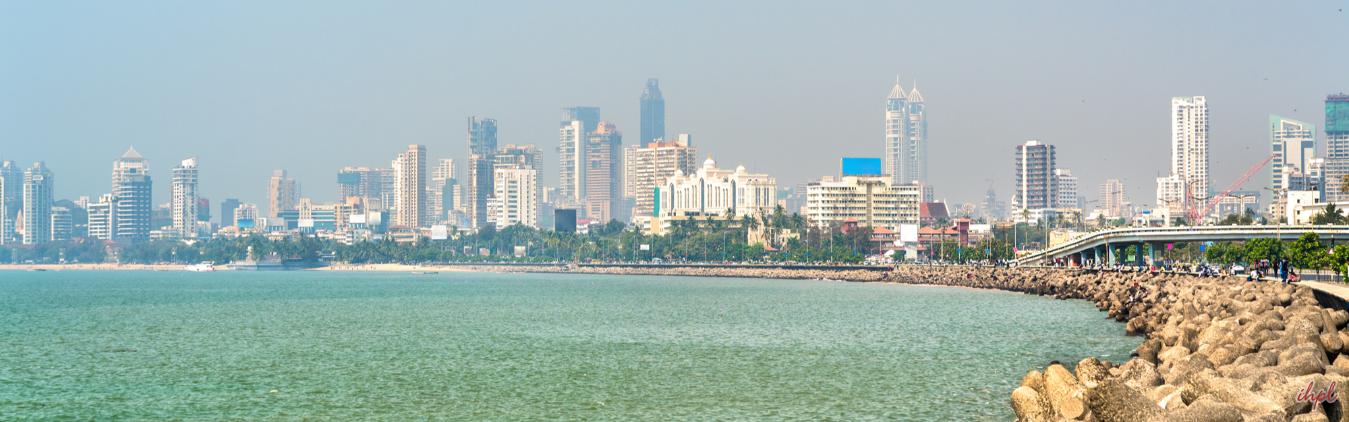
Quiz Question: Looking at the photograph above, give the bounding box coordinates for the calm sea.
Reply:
[0,270,1139,421]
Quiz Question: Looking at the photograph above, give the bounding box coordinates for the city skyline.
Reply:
[2,2,1347,221]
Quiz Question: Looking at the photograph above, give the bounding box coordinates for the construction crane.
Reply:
[1188,153,1277,223]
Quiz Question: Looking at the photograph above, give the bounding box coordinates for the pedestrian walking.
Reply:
[1279,258,1290,283]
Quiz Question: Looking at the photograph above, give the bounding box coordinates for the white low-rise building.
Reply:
[656,157,776,219]
[806,175,920,230]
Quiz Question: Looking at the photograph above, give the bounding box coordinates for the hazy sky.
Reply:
[2,1,1347,219]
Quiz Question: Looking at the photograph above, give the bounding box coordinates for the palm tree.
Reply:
[1312,203,1346,225]
[1341,174,1349,193]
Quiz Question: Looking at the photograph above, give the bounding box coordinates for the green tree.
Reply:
[1311,203,1347,225]
[1288,232,1328,269]
[1244,238,1285,264]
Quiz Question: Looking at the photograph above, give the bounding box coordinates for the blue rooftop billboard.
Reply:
[840,158,883,176]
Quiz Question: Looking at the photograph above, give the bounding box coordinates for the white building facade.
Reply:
[1054,169,1078,209]
[806,175,921,230]
[1157,96,1209,218]
[656,158,776,219]
[490,167,540,228]
[171,156,199,239]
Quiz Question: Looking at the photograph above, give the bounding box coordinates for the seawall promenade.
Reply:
[466,263,1349,421]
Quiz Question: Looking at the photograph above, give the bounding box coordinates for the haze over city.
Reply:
[2,1,1347,213]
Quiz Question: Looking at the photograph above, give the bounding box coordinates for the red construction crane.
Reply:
[1189,153,1277,222]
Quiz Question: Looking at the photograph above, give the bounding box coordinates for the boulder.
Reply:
[1084,378,1165,422]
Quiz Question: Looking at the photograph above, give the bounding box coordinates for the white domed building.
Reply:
[655,156,777,222]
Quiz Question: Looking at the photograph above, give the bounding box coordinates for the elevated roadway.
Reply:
[1015,225,1349,267]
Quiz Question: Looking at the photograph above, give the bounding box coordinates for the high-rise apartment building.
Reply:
[432,159,457,223]
[488,145,542,227]
[468,117,498,228]
[233,204,259,226]
[1156,96,1208,217]
[394,145,427,228]
[0,161,22,244]
[624,137,698,219]
[491,167,540,228]
[1270,116,1317,191]
[1013,140,1056,212]
[171,157,199,239]
[585,122,623,222]
[220,198,241,227]
[112,148,152,243]
[87,193,114,240]
[267,170,299,218]
[50,207,72,242]
[1054,169,1078,209]
[1100,179,1125,218]
[640,78,665,145]
[338,167,386,205]
[1324,94,1349,202]
[557,107,600,204]
[883,80,927,185]
[22,162,54,244]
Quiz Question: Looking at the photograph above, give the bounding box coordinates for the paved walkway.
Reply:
[1298,280,1349,311]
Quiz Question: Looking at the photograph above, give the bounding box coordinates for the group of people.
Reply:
[1245,258,1298,283]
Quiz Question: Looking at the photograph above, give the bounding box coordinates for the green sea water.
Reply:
[0,270,1140,421]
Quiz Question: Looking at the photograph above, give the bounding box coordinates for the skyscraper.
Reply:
[394,145,426,228]
[0,161,22,244]
[468,117,498,228]
[1156,96,1208,217]
[221,198,241,228]
[1324,94,1349,202]
[267,170,299,218]
[585,122,623,222]
[112,148,152,243]
[171,157,199,239]
[558,107,600,204]
[640,78,665,145]
[883,80,927,185]
[1013,140,1056,212]
[1100,179,1125,218]
[22,162,53,245]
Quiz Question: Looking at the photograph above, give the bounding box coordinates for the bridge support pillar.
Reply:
[1148,242,1161,268]
[1134,243,1145,267]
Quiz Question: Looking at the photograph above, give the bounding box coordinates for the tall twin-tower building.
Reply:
[883,80,927,186]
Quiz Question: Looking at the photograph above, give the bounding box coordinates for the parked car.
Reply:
[1230,264,1246,275]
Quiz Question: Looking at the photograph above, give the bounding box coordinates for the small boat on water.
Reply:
[411,271,439,275]
[28,269,46,272]
[185,262,215,272]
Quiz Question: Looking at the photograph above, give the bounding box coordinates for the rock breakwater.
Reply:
[898,266,1349,421]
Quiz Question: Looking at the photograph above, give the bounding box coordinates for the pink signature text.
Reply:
[1296,380,1340,411]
